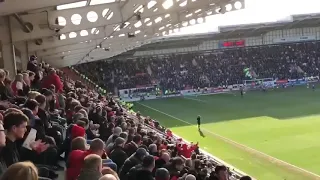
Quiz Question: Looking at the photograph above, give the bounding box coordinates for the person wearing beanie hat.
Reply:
[71,125,86,139]
[109,137,128,171]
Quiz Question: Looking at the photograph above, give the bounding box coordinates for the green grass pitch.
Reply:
[133,86,320,180]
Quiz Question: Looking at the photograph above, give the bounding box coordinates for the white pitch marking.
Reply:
[136,102,320,179]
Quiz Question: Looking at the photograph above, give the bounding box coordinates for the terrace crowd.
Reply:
[76,41,320,91]
[0,55,252,180]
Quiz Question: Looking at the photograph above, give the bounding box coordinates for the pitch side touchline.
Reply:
[136,102,320,179]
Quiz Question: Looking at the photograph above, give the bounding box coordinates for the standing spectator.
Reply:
[78,154,103,180]
[124,134,141,156]
[42,69,63,93]
[155,152,170,172]
[165,157,185,180]
[0,161,38,180]
[119,148,149,180]
[134,155,155,180]
[109,137,128,171]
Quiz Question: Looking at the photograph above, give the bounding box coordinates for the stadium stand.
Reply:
[0,56,249,180]
[75,41,320,91]
[3,1,320,180]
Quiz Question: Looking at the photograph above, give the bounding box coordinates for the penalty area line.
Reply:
[136,102,320,179]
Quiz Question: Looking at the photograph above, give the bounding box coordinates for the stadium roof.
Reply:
[0,0,245,67]
[105,13,320,57]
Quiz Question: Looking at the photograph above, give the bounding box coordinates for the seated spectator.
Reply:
[22,73,31,95]
[0,121,6,147]
[101,167,119,179]
[1,112,29,166]
[35,94,62,145]
[67,138,115,180]
[11,74,24,96]
[28,91,40,100]
[119,148,148,180]
[28,71,36,86]
[210,165,229,180]
[0,69,13,101]
[78,154,103,180]
[71,137,87,151]
[155,168,170,180]
[124,134,142,156]
[0,121,6,175]
[0,161,38,180]
[119,132,128,142]
[109,137,128,170]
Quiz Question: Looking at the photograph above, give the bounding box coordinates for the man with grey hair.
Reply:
[148,144,158,156]
[155,168,170,180]
[185,174,196,180]
[106,127,122,145]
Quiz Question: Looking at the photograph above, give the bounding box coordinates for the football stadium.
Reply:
[2,0,320,180]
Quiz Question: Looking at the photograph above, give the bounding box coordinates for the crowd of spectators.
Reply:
[76,41,320,91]
[0,54,252,180]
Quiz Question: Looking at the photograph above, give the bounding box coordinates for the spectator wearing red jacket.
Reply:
[66,139,114,180]
[177,142,198,158]
[42,69,63,93]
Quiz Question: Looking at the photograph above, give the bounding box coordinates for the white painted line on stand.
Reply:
[136,102,320,179]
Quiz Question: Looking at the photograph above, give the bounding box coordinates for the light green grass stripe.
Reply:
[136,102,320,180]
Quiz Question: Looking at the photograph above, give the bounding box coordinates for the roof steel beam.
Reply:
[0,0,83,16]
[11,0,244,42]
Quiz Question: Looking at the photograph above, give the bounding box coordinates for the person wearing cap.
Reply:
[119,147,149,180]
[109,137,128,171]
